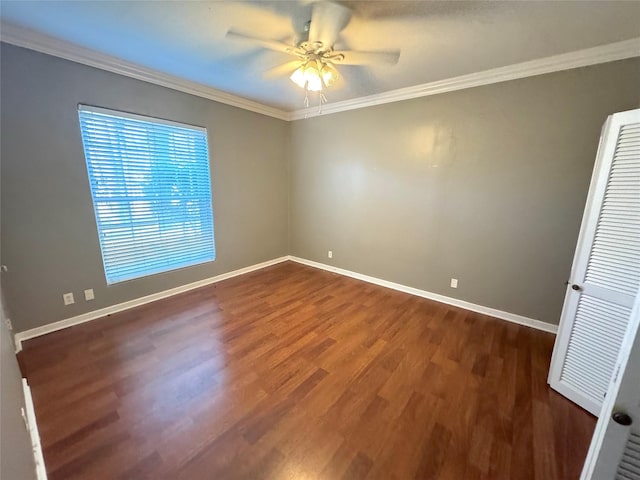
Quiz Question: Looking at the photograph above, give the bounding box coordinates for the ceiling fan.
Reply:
[226,1,401,100]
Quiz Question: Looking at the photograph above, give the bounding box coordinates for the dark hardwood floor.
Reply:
[18,261,596,479]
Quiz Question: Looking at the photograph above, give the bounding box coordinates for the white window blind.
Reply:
[78,105,215,285]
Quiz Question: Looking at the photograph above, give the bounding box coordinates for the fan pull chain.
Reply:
[319,93,327,114]
[302,90,327,119]
[303,90,310,119]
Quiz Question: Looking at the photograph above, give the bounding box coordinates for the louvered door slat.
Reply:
[593,238,640,253]
[588,263,640,279]
[591,251,640,268]
[612,160,640,168]
[585,124,640,299]
[596,223,638,234]
[616,433,640,480]
[560,294,632,402]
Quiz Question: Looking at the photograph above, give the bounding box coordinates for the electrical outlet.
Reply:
[84,289,95,301]
[328,250,333,259]
[450,278,458,289]
[63,292,75,305]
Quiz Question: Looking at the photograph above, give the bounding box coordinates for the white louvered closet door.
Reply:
[581,295,640,480]
[549,109,640,417]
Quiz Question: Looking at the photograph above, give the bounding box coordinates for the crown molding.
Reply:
[2,21,638,122]
[0,22,290,121]
[289,37,640,120]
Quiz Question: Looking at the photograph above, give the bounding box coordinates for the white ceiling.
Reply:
[1,1,639,112]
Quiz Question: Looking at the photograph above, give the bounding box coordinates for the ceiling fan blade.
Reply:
[226,29,295,55]
[332,49,401,66]
[308,1,351,48]
[264,60,303,79]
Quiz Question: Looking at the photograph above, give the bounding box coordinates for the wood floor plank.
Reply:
[18,261,596,479]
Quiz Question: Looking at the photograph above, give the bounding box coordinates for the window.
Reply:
[78,105,215,285]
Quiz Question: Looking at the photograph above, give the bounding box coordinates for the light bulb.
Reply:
[321,63,338,87]
[304,63,323,92]
[290,65,307,89]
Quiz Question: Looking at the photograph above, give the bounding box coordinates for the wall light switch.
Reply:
[328,251,333,259]
[450,278,458,289]
[63,292,75,305]
[84,289,95,301]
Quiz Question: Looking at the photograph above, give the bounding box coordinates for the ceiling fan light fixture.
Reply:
[290,62,325,92]
[228,0,401,107]
[289,60,338,92]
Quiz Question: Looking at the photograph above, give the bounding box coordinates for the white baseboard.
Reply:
[288,256,558,334]
[14,256,289,352]
[21,379,47,480]
[14,254,557,351]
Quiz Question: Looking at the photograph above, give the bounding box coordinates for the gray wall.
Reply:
[1,43,289,332]
[289,59,640,325]
[0,300,37,480]
[2,41,639,332]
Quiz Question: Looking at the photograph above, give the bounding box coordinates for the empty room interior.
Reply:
[1,1,640,479]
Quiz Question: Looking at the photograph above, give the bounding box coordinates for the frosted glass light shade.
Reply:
[290,66,307,89]
[321,63,338,87]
